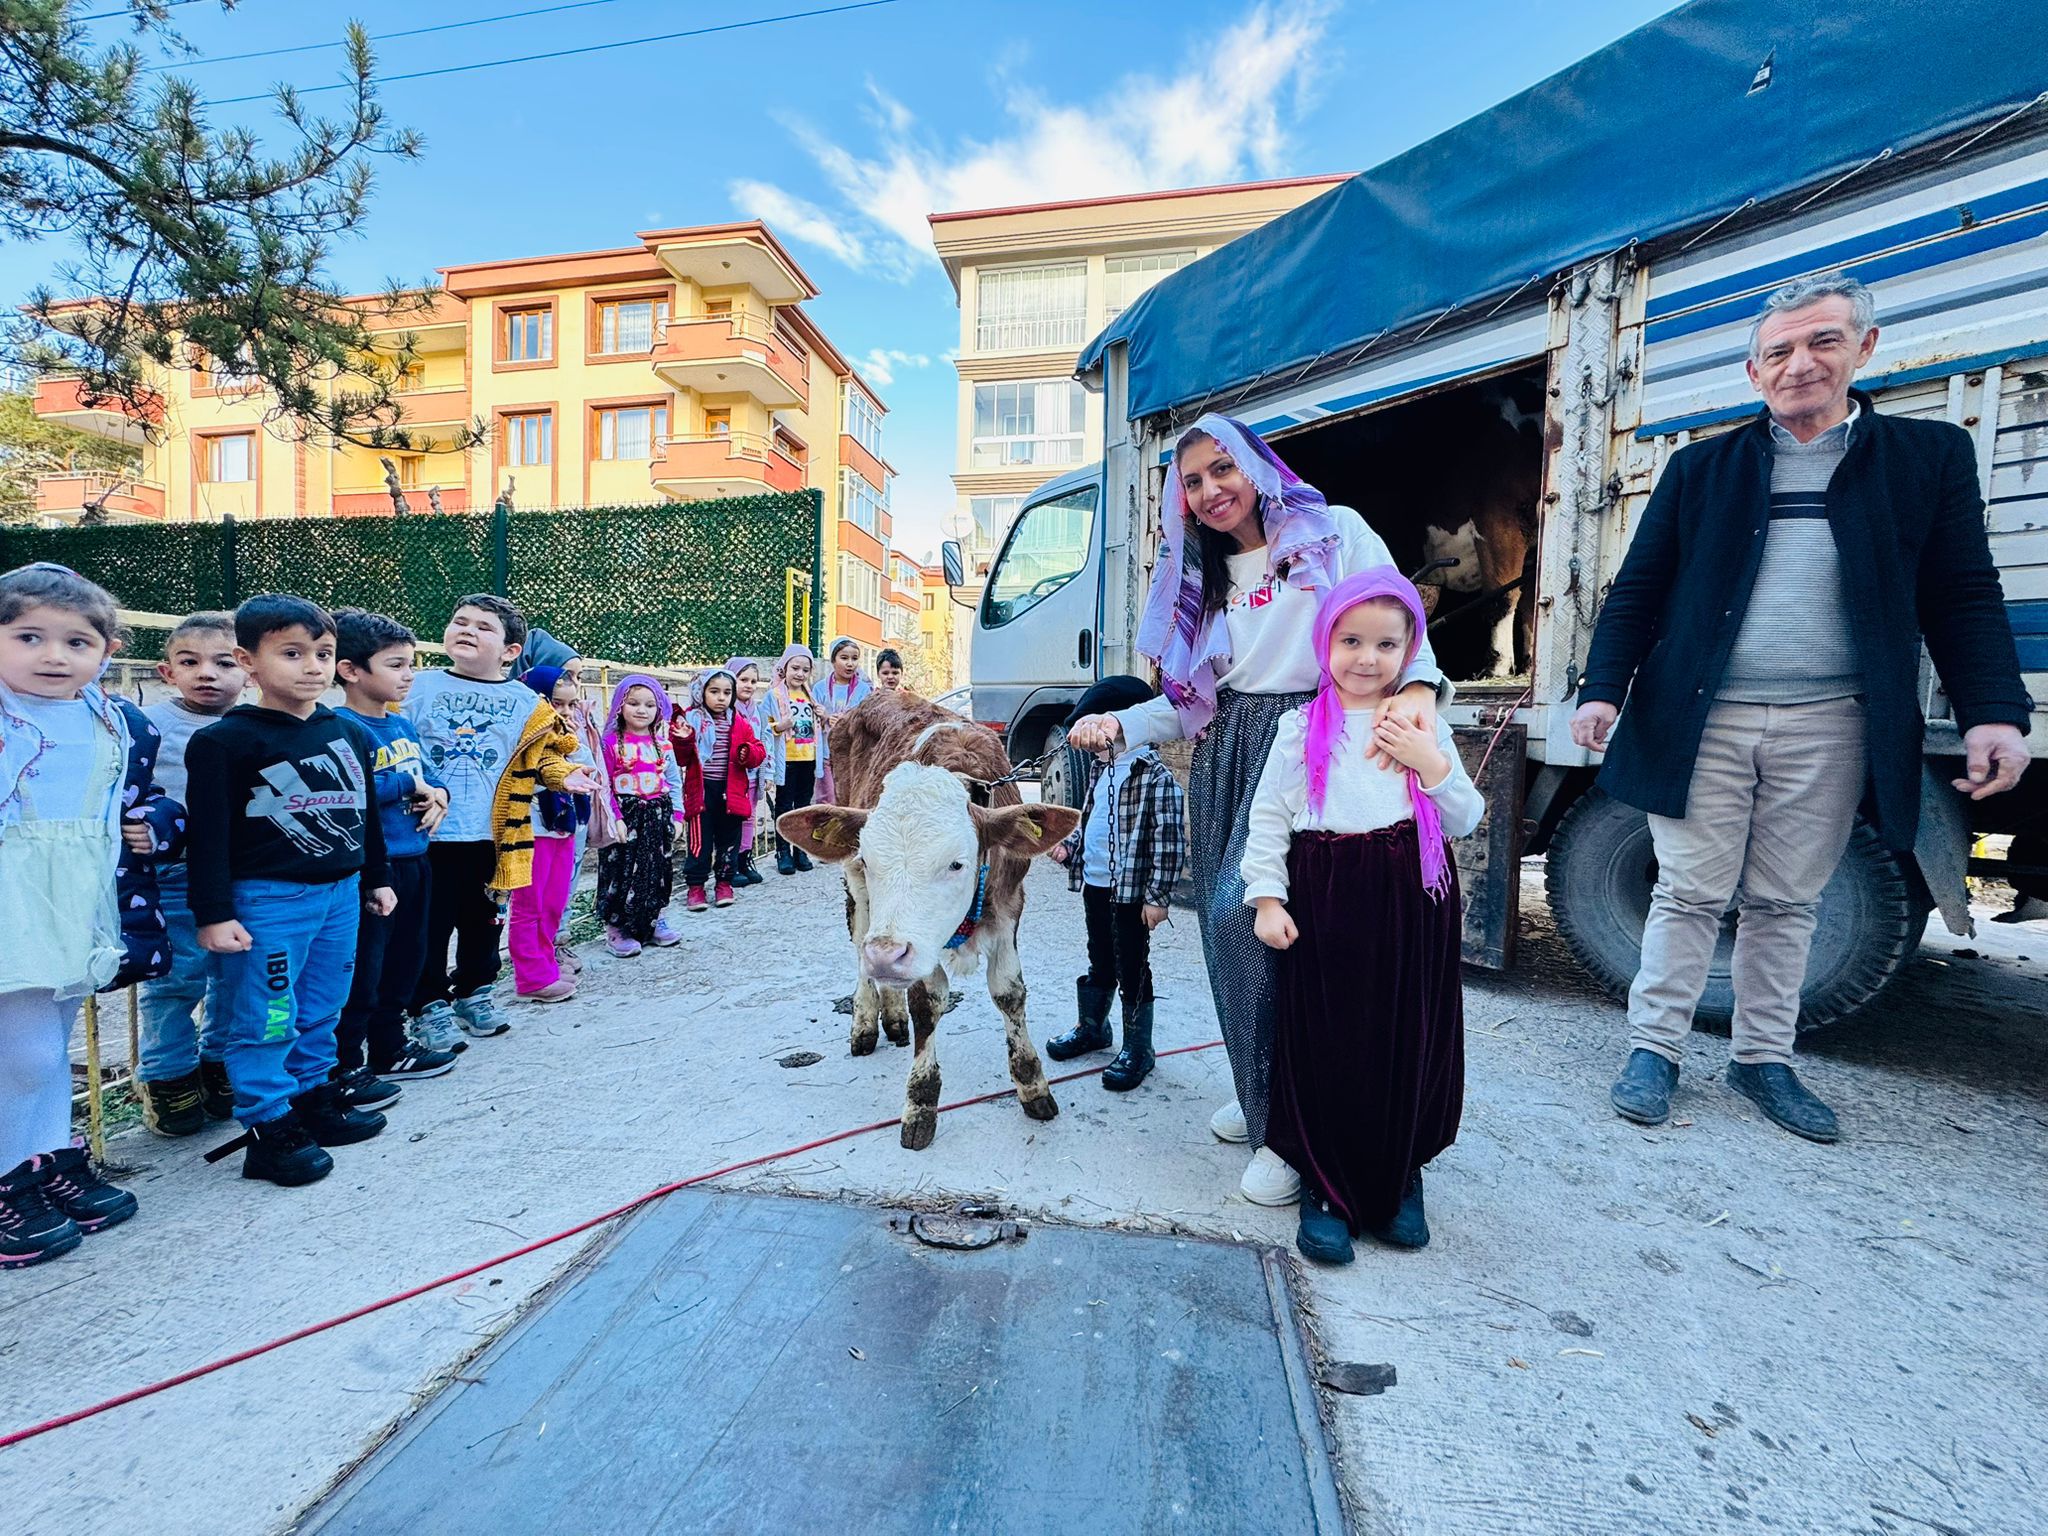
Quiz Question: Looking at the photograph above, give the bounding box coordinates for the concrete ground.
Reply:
[3,859,2044,1536]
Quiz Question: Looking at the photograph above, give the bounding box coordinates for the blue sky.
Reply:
[12,0,1682,555]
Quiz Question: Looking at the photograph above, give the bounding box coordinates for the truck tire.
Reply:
[1545,788,1921,1033]
[1036,723,1086,810]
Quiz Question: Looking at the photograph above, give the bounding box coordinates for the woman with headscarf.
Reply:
[761,642,823,875]
[1067,415,1450,1207]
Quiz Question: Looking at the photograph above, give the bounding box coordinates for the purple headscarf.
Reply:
[1303,569,1453,902]
[1136,413,1343,737]
[602,672,672,741]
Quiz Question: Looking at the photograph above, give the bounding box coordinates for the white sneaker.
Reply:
[1210,1100,1249,1143]
[1240,1147,1301,1207]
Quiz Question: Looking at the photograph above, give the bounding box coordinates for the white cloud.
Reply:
[740,4,1333,279]
[856,347,932,387]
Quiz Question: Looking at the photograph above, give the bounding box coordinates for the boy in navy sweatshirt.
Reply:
[333,609,459,1100]
[187,595,395,1188]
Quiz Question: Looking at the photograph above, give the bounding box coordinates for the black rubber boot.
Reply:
[1610,1048,1679,1126]
[1367,1171,1430,1250]
[1101,996,1156,1091]
[776,844,797,876]
[792,848,814,873]
[1726,1061,1839,1143]
[1045,978,1114,1061]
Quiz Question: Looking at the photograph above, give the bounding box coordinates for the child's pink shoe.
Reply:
[684,887,709,915]
[714,881,735,908]
[654,913,686,943]
[604,925,641,959]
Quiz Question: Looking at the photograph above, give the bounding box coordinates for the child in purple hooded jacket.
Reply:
[595,675,683,957]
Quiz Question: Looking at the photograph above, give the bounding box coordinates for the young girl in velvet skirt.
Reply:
[1241,569,1484,1262]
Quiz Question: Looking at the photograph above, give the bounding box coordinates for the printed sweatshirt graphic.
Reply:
[184,705,389,927]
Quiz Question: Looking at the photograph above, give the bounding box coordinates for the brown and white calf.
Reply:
[778,691,1080,1150]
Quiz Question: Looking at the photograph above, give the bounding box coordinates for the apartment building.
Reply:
[915,558,960,694]
[30,220,897,647]
[928,175,1350,575]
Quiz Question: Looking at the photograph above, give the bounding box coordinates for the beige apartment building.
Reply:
[928,175,1350,575]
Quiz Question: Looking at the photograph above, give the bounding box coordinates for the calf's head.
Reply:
[779,763,1079,984]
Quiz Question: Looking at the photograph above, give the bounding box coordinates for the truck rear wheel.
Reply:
[1546,789,1921,1032]
[1036,723,1085,810]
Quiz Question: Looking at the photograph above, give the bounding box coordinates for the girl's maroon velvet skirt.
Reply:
[1263,820,1465,1233]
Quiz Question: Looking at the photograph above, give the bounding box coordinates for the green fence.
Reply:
[0,491,826,665]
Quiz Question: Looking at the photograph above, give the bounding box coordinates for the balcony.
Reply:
[32,376,161,445]
[391,384,472,429]
[644,228,814,305]
[652,314,808,410]
[652,431,806,498]
[331,485,470,517]
[36,471,165,524]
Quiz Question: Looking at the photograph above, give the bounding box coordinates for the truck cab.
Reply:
[943,462,1104,804]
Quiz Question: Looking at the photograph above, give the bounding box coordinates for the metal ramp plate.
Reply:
[302,1190,1343,1535]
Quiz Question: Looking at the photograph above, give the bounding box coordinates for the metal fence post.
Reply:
[220,513,239,607]
[491,500,511,597]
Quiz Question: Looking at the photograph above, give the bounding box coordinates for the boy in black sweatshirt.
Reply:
[187,595,397,1187]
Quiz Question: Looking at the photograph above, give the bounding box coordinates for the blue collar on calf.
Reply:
[944,864,989,950]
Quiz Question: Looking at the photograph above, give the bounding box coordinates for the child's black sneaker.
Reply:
[374,1045,457,1082]
[137,1070,208,1137]
[0,1156,82,1268]
[199,1058,235,1120]
[291,1082,387,1146]
[242,1110,333,1186]
[331,1064,402,1112]
[42,1146,138,1233]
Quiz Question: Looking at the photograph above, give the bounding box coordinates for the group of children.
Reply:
[2,545,1471,1275]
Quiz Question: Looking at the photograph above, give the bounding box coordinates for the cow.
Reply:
[778,690,1081,1151]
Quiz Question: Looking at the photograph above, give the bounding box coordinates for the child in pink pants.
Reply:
[509,667,593,1001]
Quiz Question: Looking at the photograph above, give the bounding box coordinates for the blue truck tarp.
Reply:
[1077,0,2048,420]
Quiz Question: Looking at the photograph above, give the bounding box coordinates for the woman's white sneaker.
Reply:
[1210,1100,1249,1143]
[1240,1147,1301,1207]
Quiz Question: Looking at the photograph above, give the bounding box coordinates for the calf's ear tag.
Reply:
[1016,815,1041,842]
[817,816,854,848]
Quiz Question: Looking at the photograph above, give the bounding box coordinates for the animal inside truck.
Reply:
[943,0,2048,1029]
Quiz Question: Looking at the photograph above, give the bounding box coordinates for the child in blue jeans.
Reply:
[135,611,244,1136]
[186,595,396,1188]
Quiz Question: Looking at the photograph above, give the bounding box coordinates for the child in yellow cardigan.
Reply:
[401,595,599,1046]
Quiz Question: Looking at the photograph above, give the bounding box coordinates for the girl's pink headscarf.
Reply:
[1304,568,1454,901]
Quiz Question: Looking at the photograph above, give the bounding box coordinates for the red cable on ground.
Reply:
[0,1039,1226,1451]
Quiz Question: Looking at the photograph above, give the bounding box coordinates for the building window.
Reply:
[505,411,552,467]
[396,455,421,488]
[1103,251,1196,320]
[203,433,253,483]
[837,553,884,618]
[968,495,1024,561]
[503,307,553,363]
[974,262,1086,352]
[596,297,669,355]
[970,381,1085,469]
[595,405,667,460]
[922,592,936,612]
[842,387,885,460]
[841,468,886,538]
[395,361,427,392]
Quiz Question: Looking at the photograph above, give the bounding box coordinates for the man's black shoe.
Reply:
[1726,1061,1839,1143]
[291,1082,387,1147]
[241,1111,333,1186]
[1610,1049,1679,1126]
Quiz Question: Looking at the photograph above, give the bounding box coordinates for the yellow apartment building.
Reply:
[31,220,899,648]
[927,175,1350,576]
[914,557,958,694]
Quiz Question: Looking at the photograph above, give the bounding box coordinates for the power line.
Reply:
[79,0,206,20]
[147,0,651,73]
[210,0,905,106]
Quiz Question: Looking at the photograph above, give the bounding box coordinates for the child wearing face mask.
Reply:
[596,675,683,957]
[671,667,767,913]
[1,564,185,1264]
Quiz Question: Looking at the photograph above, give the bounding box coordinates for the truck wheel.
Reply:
[1037,723,1085,810]
[1546,789,1921,1032]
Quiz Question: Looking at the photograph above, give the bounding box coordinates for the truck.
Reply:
[944,0,2048,1028]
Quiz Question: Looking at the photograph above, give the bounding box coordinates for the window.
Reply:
[981,486,1096,628]
[970,381,1085,469]
[395,362,427,392]
[595,405,668,460]
[704,298,732,319]
[842,387,884,460]
[975,262,1086,351]
[505,412,552,467]
[841,468,886,538]
[203,433,253,483]
[922,592,936,612]
[396,455,420,488]
[1103,251,1195,320]
[204,344,254,391]
[503,306,553,363]
[596,297,669,354]
[704,408,731,437]
[969,495,1023,553]
[837,553,884,618]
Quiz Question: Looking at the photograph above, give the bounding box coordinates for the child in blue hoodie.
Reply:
[333,610,459,1096]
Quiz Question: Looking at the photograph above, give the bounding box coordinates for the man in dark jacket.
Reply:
[1571,273,2032,1143]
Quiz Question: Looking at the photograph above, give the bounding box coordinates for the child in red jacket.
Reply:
[671,667,767,913]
